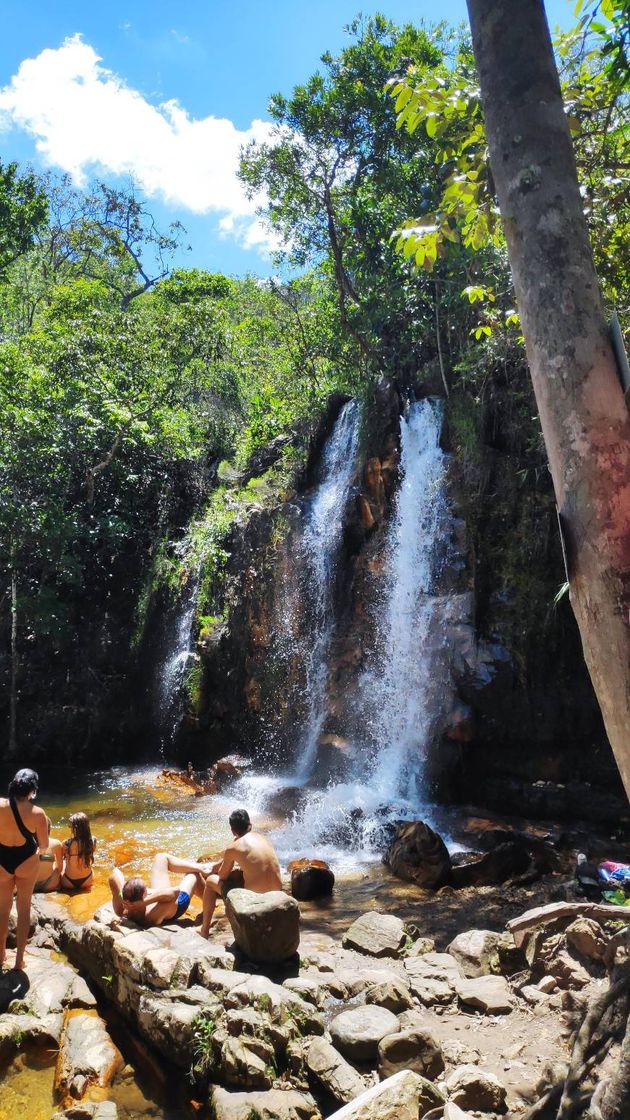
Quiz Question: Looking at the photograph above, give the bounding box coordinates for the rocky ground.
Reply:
[0,881,626,1120]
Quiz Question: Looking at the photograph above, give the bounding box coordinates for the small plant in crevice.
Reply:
[191,1011,217,1080]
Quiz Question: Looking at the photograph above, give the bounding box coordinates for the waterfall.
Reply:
[271,397,448,865]
[291,398,361,781]
[155,572,199,756]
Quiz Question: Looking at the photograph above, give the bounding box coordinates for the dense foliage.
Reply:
[0,6,626,756]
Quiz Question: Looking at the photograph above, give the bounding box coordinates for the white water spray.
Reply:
[290,399,361,781]
[156,572,199,755]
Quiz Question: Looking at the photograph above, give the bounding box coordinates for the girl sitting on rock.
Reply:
[61,812,96,891]
[34,816,63,892]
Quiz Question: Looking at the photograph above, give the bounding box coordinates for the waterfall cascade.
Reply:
[233,396,452,867]
[292,399,361,781]
[155,571,199,756]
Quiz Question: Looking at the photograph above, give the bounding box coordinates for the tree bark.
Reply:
[465,0,630,800]
[8,546,18,755]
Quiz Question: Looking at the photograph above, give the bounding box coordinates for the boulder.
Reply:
[403,952,460,1005]
[342,912,406,959]
[565,917,608,962]
[209,1085,321,1119]
[455,975,513,1014]
[0,1011,64,1062]
[329,1006,400,1063]
[325,1069,444,1119]
[225,975,323,1035]
[225,889,300,963]
[443,1104,475,1120]
[289,860,335,901]
[55,1011,124,1106]
[445,1064,507,1112]
[220,1035,276,1090]
[447,930,501,977]
[405,937,435,957]
[306,1037,366,1104]
[544,949,591,991]
[365,978,412,1013]
[383,821,451,889]
[378,1027,445,1080]
[450,842,533,888]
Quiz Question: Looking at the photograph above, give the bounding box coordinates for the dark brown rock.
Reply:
[383,821,451,889]
[288,859,335,901]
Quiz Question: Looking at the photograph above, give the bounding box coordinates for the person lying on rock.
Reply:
[109,852,208,927]
[199,808,282,938]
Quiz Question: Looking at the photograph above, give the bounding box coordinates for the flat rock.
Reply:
[209,1085,321,1119]
[306,1037,366,1104]
[447,930,501,977]
[403,952,460,1005]
[455,975,513,1014]
[445,1064,507,1112]
[335,968,401,998]
[329,1006,400,1063]
[342,913,406,959]
[325,1069,445,1119]
[225,889,300,963]
[378,1027,445,1081]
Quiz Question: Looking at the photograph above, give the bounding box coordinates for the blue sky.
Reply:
[0,0,576,277]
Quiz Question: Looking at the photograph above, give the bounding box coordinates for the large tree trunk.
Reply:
[8,548,18,755]
[466,0,630,800]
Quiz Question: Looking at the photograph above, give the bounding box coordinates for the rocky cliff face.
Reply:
[182,375,622,819]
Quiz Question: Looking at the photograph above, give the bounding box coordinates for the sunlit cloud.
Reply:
[0,35,280,255]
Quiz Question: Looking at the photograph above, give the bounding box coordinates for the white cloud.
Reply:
[0,35,280,255]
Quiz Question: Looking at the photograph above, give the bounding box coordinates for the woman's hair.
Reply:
[68,812,95,865]
[122,877,146,902]
[8,768,38,799]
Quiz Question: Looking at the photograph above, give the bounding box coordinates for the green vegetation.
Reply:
[0,7,626,755]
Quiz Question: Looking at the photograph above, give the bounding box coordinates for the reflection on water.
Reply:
[0,1050,56,1120]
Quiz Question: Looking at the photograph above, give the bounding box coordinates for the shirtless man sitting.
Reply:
[200,808,282,938]
[109,852,208,928]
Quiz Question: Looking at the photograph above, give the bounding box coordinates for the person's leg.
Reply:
[13,854,39,970]
[0,868,14,968]
[109,867,130,918]
[150,852,172,890]
[164,854,205,876]
[200,874,222,938]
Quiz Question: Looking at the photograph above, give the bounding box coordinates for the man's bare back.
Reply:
[199,808,283,938]
[228,831,282,893]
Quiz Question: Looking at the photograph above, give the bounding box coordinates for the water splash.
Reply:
[289,399,361,781]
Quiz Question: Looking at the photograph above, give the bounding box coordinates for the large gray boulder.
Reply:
[329,1005,399,1063]
[225,889,300,963]
[306,1037,366,1104]
[378,1027,444,1081]
[342,912,406,959]
[403,951,460,1005]
[209,1085,321,1119]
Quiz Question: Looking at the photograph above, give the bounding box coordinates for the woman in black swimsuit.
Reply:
[0,769,48,970]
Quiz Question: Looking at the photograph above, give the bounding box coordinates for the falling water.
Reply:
[272,397,448,866]
[291,399,361,781]
[155,572,199,757]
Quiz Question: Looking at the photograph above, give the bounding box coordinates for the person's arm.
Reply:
[125,887,178,913]
[32,807,49,852]
[52,840,63,872]
[217,845,237,882]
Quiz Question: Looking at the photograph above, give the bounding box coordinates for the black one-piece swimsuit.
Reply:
[0,798,38,874]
